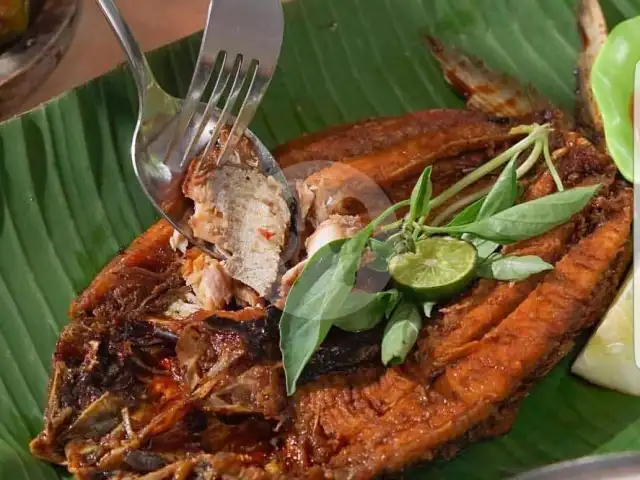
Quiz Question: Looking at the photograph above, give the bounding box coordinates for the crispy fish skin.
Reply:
[69,220,179,321]
[73,452,287,480]
[274,109,503,168]
[301,110,521,221]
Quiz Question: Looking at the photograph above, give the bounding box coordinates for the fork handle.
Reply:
[96,0,154,96]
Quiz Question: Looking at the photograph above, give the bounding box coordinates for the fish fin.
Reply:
[425,35,553,118]
[576,0,607,143]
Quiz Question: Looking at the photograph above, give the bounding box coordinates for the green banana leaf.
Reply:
[0,0,639,478]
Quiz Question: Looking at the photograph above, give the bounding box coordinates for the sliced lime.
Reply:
[388,236,477,301]
[572,272,640,396]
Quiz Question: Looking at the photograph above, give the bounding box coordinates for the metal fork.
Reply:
[166,0,285,171]
[96,0,294,261]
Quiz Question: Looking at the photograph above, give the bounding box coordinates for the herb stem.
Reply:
[429,124,550,210]
[381,219,403,232]
[413,216,427,240]
[431,185,492,226]
[515,141,543,178]
[370,199,410,231]
[542,138,564,192]
[430,131,545,226]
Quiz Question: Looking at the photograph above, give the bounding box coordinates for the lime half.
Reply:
[572,272,640,396]
[388,236,477,301]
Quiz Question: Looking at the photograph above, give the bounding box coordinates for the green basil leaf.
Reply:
[334,290,400,332]
[444,148,517,232]
[434,185,599,243]
[281,228,372,395]
[280,239,347,396]
[446,197,486,228]
[368,238,394,272]
[477,254,554,281]
[469,237,500,260]
[423,301,437,318]
[476,154,519,220]
[385,291,403,318]
[381,300,422,366]
[407,166,433,226]
[280,197,411,395]
[459,155,517,258]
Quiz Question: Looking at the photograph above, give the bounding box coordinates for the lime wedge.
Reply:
[388,236,477,301]
[571,272,640,396]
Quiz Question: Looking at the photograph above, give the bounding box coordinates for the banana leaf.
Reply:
[0,0,639,479]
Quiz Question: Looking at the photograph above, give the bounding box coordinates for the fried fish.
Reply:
[30,2,632,477]
[29,104,632,479]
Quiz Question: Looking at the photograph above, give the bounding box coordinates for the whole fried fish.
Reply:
[30,105,632,479]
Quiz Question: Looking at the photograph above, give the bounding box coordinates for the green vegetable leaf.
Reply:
[461,155,518,259]
[407,166,433,226]
[423,301,437,318]
[280,239,349,396]
[281,195,411,395]
[476,154,519,220]
[280,228,377,395]
[477,255,554,281]
[381,300,422,366]
[446,197,486,228]
[428,185,599,244]
[386,292,403,318]
[470,237,501,261]
[334,290,401,332]
[368,238,394,272]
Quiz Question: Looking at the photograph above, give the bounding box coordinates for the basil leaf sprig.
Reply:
[418,185,599,244]
[474,153,519,219]
[333,290,401,332]
[460,154,519,262]
[279,122,599,396]
[406,167,433,227]
[381,300,422,366]
[477,254,554,281]
[280,201,409,395]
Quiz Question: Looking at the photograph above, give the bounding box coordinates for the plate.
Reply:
[0,0,80,119]
[0,1,639,479]
[511,453,640,480]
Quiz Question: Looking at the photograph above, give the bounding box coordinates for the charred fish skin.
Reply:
[29,315,185,470]
[69,220,180,322]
